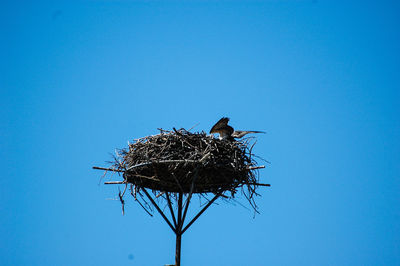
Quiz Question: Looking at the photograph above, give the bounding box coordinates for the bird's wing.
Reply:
[231,130,265,138]
[210,117,230,133]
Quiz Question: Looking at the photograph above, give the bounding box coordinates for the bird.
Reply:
[209,117,264,140]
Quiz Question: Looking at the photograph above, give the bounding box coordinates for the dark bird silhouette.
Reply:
[210,117,264,140]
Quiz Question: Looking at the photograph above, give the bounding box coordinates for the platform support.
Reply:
[142,188,223,266]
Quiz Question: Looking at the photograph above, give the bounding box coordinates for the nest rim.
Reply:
[101,129,267,196]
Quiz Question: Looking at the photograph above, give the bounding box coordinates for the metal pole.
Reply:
[175,232,182,266]
[175,193,183,266]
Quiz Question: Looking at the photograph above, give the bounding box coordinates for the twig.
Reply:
[246,165,265,170]
[188,123,200,132]
[105,181,125,184]
[118,187,125,215]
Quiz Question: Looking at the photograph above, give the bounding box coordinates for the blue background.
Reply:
[1,1,399,265]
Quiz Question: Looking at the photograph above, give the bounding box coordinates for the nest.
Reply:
[109,128,265,196]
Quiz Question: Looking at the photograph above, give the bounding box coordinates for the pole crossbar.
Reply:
[141,188,176,233]
[166,193,177,228]
[181,190,223,234]
[181,192,192,227]
[180,169,198,226]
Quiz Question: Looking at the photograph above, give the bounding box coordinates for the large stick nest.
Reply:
[111,128,263,196]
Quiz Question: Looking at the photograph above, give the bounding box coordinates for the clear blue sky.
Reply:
[1,1,399,265]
